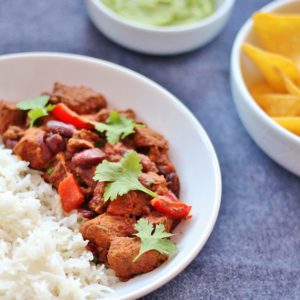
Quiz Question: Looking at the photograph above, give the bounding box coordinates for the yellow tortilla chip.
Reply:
[279,71,300,96]
[249,82,274,95]
[273,117,300,135]
[254,94,300,117]
[242,43,300,92]
[253,13,300,64]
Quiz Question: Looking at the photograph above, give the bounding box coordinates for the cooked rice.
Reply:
[0,143,117,300]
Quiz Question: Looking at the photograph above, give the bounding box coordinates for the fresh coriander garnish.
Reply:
[133,219,177,261]
[17,96,55,127]
[93,150,158,202]
[17,95,49,110]
[47,168,54,175]
[91,111,141,145]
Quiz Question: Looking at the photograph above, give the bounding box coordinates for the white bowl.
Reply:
[0,52,221,299]
[85,0,235,55]
[231,0,300,176]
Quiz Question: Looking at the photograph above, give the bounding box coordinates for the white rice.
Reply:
[0,143,117,300]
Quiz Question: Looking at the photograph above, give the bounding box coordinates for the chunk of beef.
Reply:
[121,109,136,120]
[95,108,110,123]
[147,147,172,168]
[139,172,168,195]
[112,109,137,122]
[80,214,136,262]
[44,153,68,188]
[103,143,130,162]
[67,129,103,153]
[107,191,151,217]
[2,126,25,149]
[14,128,52,170]
[103,144,156,171]
[74,166,97,189]
[134,127,168,150]
[67,138,94,153]
[104,145,157,172]
[88,182,106,214]
[148,147,177,182]
[50,82,107,114]
[0,101,26,134]
[107,237,167,281]
[157,161,176,177]
[73,129,102,144]
[138,153,158,173]
[143,211,178,233]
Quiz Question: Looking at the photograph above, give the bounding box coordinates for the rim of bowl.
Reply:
[89,0,235,33]
[231,0,300,147]
[0,52,222,300]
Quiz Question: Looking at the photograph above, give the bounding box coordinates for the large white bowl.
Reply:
[85,0,235,55]
[0,53,221,299]
[231,0,300,176]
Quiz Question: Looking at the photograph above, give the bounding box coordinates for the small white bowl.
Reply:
[231,0,300,176]
[0,52,221,299]
[85,0,235,55]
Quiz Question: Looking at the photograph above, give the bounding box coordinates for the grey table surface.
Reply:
[1,0,300,299]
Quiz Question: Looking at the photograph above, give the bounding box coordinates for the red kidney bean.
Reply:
[166,172,180,197]
[45,134,65,154]
[38,133,52,160]
[77,208,96,219]
[46,120,76,137]
[72,148,105,166]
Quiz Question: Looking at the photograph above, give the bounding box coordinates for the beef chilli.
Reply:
[0,82,191,281]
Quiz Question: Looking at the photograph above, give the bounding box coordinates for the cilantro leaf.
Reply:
[133,219,177,261]
[93,150,158,202]
[91,111,141,144]
[46,104,56,112]
[47,168,54,175]
[17,96,50,110]
[28,107,48,127]
[17,96,55,127]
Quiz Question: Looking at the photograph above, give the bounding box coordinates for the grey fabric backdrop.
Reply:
[1,0,300,299]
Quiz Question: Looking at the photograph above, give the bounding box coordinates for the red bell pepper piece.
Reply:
[58,174,84,212]
[52,103,94,130]
[151,195,191,219]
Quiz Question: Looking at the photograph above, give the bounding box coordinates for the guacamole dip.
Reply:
[101,0,216,27]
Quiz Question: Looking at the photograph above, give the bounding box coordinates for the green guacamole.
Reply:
[101,0,215,27]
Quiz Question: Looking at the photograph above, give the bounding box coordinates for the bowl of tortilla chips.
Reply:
[231,0,300,176]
